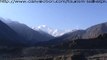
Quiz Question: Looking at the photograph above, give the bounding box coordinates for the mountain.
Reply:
[35,22,107,47]
[60,22,107,41]
[1,18,54,43]
[51,22,107,42]
[0,20,27,47]
[63,30,86,41]
[1,17,107,48]
[32,25,72,37]
[35,30,85,47]
[54,33,107,49]
[51,22,107,49]
[83,22,107,39]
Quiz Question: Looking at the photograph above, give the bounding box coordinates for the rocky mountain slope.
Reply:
[0,20,27,47]
[1,18,54,44]
[83,22,107,39]
[36,22,107,47]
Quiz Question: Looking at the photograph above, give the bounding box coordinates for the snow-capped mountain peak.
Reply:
[32,25,72,37]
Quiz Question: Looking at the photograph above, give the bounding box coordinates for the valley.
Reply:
[0,18,107,60]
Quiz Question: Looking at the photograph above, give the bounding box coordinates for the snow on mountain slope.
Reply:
[32,25,72,37]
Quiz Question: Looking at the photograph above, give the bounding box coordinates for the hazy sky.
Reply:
[0,3,107,30]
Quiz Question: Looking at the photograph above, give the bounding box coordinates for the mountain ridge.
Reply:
[0,20,27,47]
[32,25,73,37]
[0,18,54,44]
[35,22,107,47]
